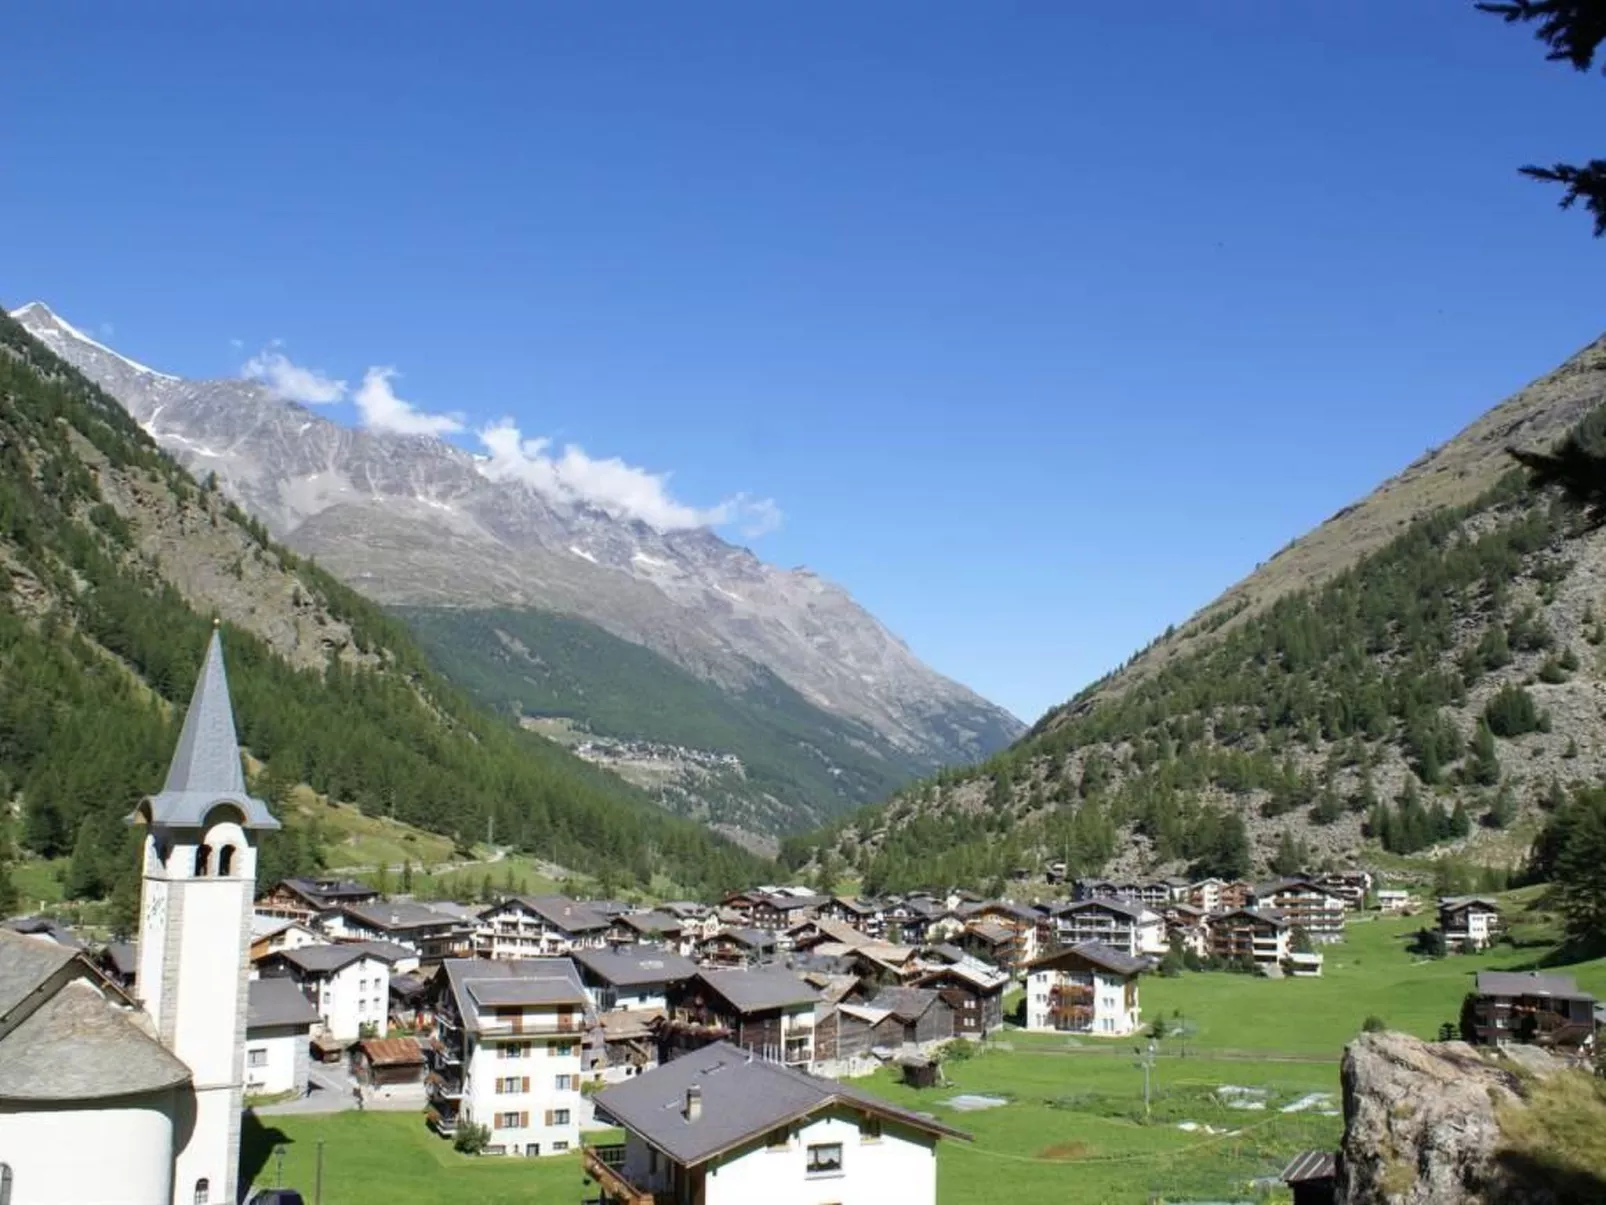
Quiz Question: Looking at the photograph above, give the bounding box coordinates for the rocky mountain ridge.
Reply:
[12,302,1022,794]
[787,334,1606,889]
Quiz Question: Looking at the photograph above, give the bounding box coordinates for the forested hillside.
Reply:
[399,605,928,837]
[784,335,1606,893]
[0,307,766,919]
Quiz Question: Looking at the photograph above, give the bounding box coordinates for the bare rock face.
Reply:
[1337,1031,1570,1205]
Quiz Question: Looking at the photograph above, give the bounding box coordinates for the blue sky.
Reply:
[2,2,1602,723]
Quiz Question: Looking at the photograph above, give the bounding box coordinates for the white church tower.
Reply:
[135,623,280,1205]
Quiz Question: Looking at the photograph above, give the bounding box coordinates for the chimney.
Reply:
[684,1084,702,1122]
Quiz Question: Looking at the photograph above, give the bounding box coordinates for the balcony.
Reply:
[582,1145,657,1205]
[426,1071,463,1101]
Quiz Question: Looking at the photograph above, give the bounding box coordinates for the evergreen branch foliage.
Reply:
[1479,0,1606,234]
[0,308,766,909]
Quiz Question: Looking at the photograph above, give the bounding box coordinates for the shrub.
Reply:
[1362,1015,1387,1033]
[1485,684,1543,738]
[453,1121,492,1155]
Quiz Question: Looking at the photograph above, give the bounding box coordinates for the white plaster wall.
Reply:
[705,1113,938,1205]
[0,1092,177,1205]
[174,1085,234,1205]
[244,1029,305,1097]
[464,1034,584,1156]
[315,956,389,1041]
[173,876,250,1086]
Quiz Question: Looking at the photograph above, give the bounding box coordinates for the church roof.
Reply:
[138,627,279,831]
[0,930,191,1102]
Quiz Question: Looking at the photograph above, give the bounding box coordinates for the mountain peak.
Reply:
[10,300,179,382]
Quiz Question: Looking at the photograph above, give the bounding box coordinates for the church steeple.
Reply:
[138,623,279,831]
[134,623,272,1205]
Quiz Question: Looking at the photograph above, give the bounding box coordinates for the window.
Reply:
[806,1143,843,1176]
[502,1043,528,1059]
[218,846,236,876]
[193,845,212,877]
[551,1041,575,1057]
[523,1143,541,1157]
[1,1162,12,1205]
[552,1141,570,1153]
[247,1048,268,1068]
[495,1111,527,1129]
[552,1109,570,1126]
[859,1116,882,1143]
[496,1077,530,1095]
[554,1074,576,1091]
[194,1179,211,1205]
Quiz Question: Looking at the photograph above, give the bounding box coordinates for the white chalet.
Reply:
[478,895,611,959]
[588,1040,969,1205]
[424,957,591,1157]
[1439,896,1503,953]
[1025,942,1145,1037]
[256,943,394,1041]
[245,977,320,1096]
[1045,899,1166,958]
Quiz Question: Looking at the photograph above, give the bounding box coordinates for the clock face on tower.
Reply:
[144,882,168,931]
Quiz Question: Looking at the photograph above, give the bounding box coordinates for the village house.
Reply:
[1251,878,1347,944]
[747,890,831,932]
[1313,869,1373,910]
[693,926,777,968]
[248,915,323,963]
[352,1035,428,1095]
[1184,877,1252,914]
[244,977,320,1097]
[1375,889,1411,913]
[961,901,1041,970]
[317,898,475,961]
[587,1040,969,1205]
[1439,896,1503,953]
[815,987,955,1064]
[657,967,822,1067]
[1024,942,1145,1037]
[1159,903,1211,957]
[254,875,378,924]
[477,894,611,959]
[817,895,886,938]
[1207,907,1291,972]
[1073,878,1183,908]
[1042,898,1166,959]
[256,943,396,1041]
[1467,971,1597,1051]
[96,939,139,991]
[911,955,1009,1037]
[575,946,699,1012]
[584,1009,661,1085]
[607,909,687,951]
[423,957,591,1156]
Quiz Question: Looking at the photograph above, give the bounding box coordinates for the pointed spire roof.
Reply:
[138,625,280,830]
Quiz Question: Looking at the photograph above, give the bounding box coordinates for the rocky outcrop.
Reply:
[1337,1031,1597,1205]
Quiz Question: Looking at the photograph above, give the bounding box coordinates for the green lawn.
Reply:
[242,1112,587,1205]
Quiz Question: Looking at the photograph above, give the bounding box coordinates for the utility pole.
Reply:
[315,1139,325,1205]
[1135,1039,1157,1122]
[274,1145,285,1188]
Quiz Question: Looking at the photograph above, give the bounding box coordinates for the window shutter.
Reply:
[521,1111,530,1128]
[545,1109,554,1126]
[522,1077,530,1093]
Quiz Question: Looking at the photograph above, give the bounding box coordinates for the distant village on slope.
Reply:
[0,631,1596,1205]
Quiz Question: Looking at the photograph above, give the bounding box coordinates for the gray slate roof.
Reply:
[593,1041,968,1167]
[1029,941,1148,977]
[333,900,466,932]
[138,629,279,831]
[467,978,590,1008]
[618,910,684,935]
[101,941,138,976]
[269,943,390,975]
[696,967,820,1014]
[0,931,190,1102]
[505,894,611,933]
[248,977,321,1030]
[2,916,83,949]
[1476,970,1594,1001]
[867,987,942,1023]
[574,946,698,988]
[437,957,589,1029]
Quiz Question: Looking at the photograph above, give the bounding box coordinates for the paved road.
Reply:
[255,1064,426,1116]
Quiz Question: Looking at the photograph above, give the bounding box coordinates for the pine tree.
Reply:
[401,859,414,893]
[1467,721,1502,786]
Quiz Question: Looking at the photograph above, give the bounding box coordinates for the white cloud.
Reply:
[477,418,782,535]
[353,367,464,437]
[242,346,347,405]
[229,337,244,350]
